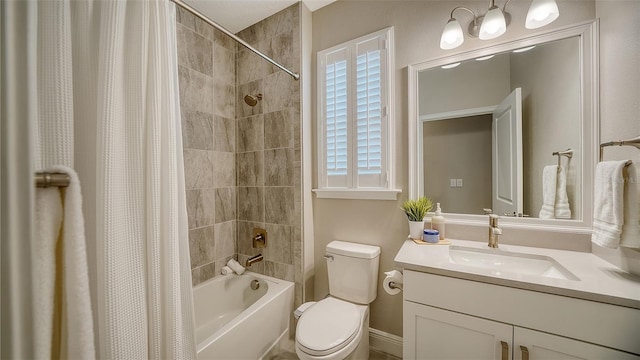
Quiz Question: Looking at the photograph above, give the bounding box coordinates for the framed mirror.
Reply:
[408,21,598,231]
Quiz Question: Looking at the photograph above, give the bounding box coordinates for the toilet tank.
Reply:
[326,241,381,304]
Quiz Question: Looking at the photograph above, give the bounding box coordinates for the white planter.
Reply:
[408,221,425,240]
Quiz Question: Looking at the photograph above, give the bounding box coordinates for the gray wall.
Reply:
[419,54,510,115]
[423,115,493,215]
[312,0,595,337]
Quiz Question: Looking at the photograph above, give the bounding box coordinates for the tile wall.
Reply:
[176,8,237,285]
[235,4,303,306]
[177,3,303,306]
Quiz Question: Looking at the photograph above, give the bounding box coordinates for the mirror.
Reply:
[408,21,597,229]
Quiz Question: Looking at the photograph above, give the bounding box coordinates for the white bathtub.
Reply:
[193,271,294,359]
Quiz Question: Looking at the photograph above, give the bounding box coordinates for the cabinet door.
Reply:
[404,301,513,360]
[514,327,640,360]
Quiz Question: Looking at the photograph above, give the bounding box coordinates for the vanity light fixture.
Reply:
[439,0,559,50]
[441,62,461,69]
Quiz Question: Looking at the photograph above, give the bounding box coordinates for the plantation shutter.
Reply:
[317,27,393,193]
[355,36,387,187]
[323,48,349,187]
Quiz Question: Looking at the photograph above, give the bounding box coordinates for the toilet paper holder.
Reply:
[388,281,403,291]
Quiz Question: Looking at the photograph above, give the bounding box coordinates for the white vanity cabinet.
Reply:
[402,270,640,360]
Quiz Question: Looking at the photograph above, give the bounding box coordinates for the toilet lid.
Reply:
[296,298,361,356]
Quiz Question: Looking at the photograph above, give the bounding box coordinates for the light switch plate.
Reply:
[456,179,463,187]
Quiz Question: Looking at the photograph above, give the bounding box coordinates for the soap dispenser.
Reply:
[431,203,446,240]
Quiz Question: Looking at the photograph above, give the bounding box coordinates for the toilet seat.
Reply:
[296,298,363,358]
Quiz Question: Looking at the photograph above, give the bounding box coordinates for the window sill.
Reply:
[312,188,402,200]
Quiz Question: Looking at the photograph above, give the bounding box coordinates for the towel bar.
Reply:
[599,135,640,161]
[35,172,70,188]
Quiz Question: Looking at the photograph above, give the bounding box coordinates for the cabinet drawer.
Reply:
[404,270,640,355]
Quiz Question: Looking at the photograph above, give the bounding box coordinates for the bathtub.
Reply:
[193,271,294,359]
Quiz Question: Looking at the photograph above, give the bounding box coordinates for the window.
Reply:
[315,27,400,200]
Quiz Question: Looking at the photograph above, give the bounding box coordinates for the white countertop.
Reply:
[394,238,640,309]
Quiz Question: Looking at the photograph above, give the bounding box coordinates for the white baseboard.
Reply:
[369,328,403,358]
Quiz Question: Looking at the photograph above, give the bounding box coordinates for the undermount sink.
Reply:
[449,246,580,281]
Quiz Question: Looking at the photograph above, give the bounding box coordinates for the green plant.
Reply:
[401,197,434,221]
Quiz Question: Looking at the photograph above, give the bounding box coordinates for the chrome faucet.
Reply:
[245,254,264,267]
[488,214,502,248]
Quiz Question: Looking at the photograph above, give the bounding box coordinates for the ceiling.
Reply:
[183,0,337,34]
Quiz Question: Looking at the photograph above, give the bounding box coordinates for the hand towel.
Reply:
[539,165,558,219]
[621,164,640,248]
[554,166,572,219]
[592,161,628,248]
[34,166,95,359]
[34,187,64,360]
[227,258,246,275]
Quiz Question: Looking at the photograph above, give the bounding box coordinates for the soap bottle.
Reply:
[431,203,446,240]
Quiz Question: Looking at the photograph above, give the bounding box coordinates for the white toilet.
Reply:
[295,241,380,360]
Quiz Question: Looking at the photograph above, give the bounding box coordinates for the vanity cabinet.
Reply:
[405,302,637,360]
[402,270,640,360]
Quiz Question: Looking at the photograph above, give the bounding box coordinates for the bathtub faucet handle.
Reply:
[252,228,267,248]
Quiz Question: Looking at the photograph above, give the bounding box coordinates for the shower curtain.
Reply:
[32,0,196,358]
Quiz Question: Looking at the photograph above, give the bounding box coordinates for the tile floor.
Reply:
[264,333,402,360]
[266,347,401,360]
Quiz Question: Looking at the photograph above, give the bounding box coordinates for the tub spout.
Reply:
[246,254,264,267]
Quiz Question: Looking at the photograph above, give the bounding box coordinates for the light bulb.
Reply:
[526,0,559,29]
[440,18,464,50]
[479,6,506,40]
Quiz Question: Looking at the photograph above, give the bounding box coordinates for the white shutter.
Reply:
[317,27,394,192]
[322,48,349,187]
[355,36,386,187]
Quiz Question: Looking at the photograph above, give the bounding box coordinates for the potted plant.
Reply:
[402,197,434,239]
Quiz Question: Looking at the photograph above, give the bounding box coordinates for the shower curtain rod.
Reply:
[170,0,300,81]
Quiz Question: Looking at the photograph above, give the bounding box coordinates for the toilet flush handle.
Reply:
[324,254,334,262]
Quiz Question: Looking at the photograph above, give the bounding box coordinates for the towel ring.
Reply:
[552,149,573,172]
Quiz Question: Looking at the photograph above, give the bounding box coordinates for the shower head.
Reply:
[244,93,262,107]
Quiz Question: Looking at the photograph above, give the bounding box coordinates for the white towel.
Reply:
[34,166,95,359]
[621,164,640,248]
[227,258,246,275]
[592,161,628,248]
[34,187,64,360]
[539,165,572,219]
[554,166,572,219]
[539,165,557,219]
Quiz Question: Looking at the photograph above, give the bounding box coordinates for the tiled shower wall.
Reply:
[177,3,303,305]
[235,4,303,306]
[176,8,237,285]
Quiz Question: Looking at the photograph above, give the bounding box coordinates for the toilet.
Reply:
[295,241,380,360]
